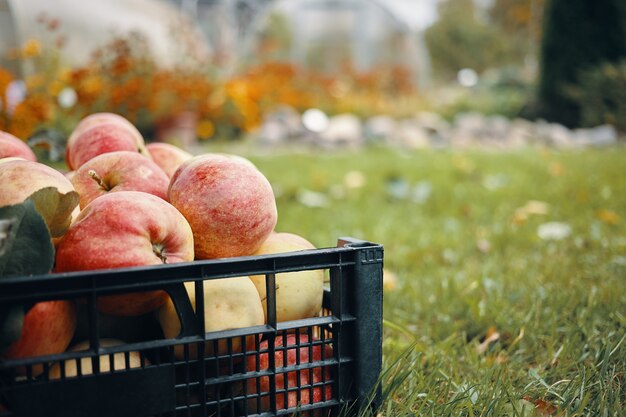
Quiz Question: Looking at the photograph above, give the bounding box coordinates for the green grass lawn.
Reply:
[237,145,625,416]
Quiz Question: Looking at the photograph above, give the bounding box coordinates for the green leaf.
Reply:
[0,200,54,278]
[0,201,54,354]
[27,186,79,238]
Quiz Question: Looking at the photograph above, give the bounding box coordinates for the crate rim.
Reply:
[0,238,383,304]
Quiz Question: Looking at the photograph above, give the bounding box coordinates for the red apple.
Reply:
[146,142,193,178]
[66,112,150,169]
[246,333,333,416]
[168,154,277,259]
[55,191,195,316]
[0,131,37,161]
[0,300,77,377]
[71,150,170,209]
[0,159,75,207]
[66,122,145,170]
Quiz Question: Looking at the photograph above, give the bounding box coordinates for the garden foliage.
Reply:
[538,0,626,127]
[569,60,626,132]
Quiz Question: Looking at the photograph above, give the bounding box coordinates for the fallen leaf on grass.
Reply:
[596,209,621,225]
[502,399,537,417]
[513,200,550,224]
[477,326,500,354]
[549,162,565,177]
[523,396,559,416]
[476,239,491,253]
[343,170,366,189]
[537,222,571,240]
[296,189,330,208]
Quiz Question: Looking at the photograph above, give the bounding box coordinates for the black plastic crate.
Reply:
[0,237,383,417]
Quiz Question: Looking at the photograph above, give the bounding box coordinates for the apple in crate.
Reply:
[250,235,324,323]
[0,158,79,242]
[146,142,193,178]
[168,154,277,259]
[55,191,194,316]
[246,333,333,416]
[268,231,316,250]
[66,122,146,170]
[0,131,37,161]
[0,159,75,207]
[66,112,150,169]
[157,277,264,359]
[47,339,146,379]
[71,150,170,209]
[1,301,77,377]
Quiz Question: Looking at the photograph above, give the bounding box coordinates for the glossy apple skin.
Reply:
[0,300,77,377]
[55,191,195,316]
[146,142,193,178]
[0,131,37,161]
[246,333,333,416]
[66,112,150,169]
[168,154,277,259]
[0,159,75,206]
[71,150,170,209]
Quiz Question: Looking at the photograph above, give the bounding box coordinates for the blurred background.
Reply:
[1,2,625,415]
[1,0,624,150]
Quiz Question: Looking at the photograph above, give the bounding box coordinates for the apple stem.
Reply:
[152,243,168,264]
[88,170,108,190]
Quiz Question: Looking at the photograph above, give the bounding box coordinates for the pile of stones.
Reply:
[254,107,622,150]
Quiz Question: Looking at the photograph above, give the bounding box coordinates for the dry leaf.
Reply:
[477,326,500,354]
[343,170,366,189]
[523,396,559,416]
[27,187,80,238]
[596,209,621,225]
[513,200,550,224]
[537,222,571,240]
[549,162,565,177]
[476,239,492,253]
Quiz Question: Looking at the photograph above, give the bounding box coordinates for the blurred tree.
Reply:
[537,0,626,127]
[489,0,545,68]
[424,0,511,82]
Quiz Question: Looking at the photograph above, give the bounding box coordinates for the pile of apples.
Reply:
[0,113,332,413]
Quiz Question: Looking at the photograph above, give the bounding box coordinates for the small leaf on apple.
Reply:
[27,186,80,238]
[0,200,54,278]
[0,201,54,352]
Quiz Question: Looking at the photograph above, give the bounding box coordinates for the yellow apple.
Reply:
[157,277,264,359]
[0,159,75,207]
[251,237,323,323]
